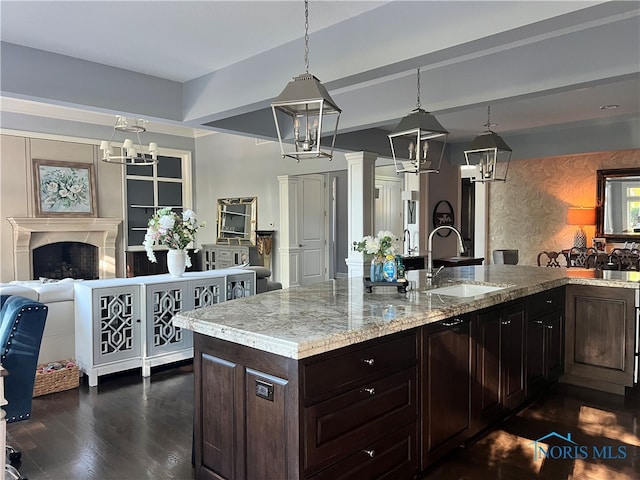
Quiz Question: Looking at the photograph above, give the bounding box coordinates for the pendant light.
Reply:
[271,0,341,162]
[388,67,449,175]
[100,116,158,166]
[464,106,512,182]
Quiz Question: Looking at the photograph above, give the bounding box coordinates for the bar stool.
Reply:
[492,249,519,265]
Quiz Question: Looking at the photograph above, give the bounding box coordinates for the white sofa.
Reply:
[0,278,75,365]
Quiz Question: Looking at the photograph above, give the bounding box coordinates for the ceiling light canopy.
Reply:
[388,67,449,175]
[464,106,512,183]
[100,116,159,166]
[271,0,341,162]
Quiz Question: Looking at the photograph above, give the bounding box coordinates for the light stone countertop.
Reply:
[172,265,640,360]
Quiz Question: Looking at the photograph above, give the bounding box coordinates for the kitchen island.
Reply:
[173,265,639,480]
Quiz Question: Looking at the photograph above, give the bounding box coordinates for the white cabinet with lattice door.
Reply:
[75,271,236,386]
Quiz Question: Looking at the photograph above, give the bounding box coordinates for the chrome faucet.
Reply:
[426,225,466,283]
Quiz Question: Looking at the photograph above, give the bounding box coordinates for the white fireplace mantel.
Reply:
[7,217,122,280]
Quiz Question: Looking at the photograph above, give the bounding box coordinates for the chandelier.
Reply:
[388,68,449,175]
[100,116,159,166]
[271,0,341,161]
[464,106,512,182]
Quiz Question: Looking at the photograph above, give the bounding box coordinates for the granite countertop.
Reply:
[172,265,640,360]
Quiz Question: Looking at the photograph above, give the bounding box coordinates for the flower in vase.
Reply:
[353,230,400,261]
[143,207,205,267]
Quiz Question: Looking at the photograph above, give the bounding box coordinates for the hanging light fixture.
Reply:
[388,67,449,175]
[464,106,512,182]
[100,116,159,166]
[271,0,341,162]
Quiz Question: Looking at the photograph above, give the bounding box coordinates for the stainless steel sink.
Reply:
[424,283,505,298]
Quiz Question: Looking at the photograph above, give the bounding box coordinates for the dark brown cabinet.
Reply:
[501,303,527,410]
[192,289,576,479]
[195,335,299,480]
[421,315,473,467]
[526,288,565,395]
[564,285,637,395]
[472,301,526,434]
[194,330,419,480]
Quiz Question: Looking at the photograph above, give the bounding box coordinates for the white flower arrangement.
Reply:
[353,230,400,260]
[143,207,205,267]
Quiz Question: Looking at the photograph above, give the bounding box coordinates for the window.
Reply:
[125,151,192,250]
[626,186,640,232]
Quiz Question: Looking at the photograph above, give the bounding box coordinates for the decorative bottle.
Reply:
[382,255,398,282]
[396,255,405,280]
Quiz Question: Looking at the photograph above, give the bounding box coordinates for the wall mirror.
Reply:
[596,168,640,240]
[217,197,257,245]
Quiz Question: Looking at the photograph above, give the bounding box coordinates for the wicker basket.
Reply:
[33,360,80,397]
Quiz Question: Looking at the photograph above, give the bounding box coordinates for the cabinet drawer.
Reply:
[528,288,564,318]
[306,423,418,480]
[217,249,232,260]
[304,367,418,472]
[216,260,234,269]
[303,332,417,401]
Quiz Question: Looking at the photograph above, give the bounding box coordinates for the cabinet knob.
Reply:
[534,320,543,325]
[501,320,511,325]
[364,449,375,458]
[136,319,141,323]
[546,325,554,330]
[363,387,375,396]
[362,358,375,366]
[546,299,553,304]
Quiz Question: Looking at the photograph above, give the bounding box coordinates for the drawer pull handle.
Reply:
[362,358,375,366]
[501,320,511,325]
[441,318,463,327]
[363,387,375,396]
[546,300,553,304]
[534,320,543,325]
[364,449,375,458]
[546,325,554,330]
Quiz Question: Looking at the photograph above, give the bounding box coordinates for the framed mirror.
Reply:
[217,197,257,245]
[596,168,640,240]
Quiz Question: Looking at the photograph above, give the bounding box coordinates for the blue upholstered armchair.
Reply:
[0,295,48,480]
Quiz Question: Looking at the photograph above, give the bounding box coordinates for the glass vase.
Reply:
[370,257,384,282]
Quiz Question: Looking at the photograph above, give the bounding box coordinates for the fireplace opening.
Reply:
[33,242,99,280]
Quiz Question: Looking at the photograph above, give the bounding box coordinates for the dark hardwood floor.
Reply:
[8,364,639,480]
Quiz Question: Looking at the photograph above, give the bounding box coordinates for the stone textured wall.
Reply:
[488,149,639,266]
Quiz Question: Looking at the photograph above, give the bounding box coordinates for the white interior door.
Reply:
[299,174,326,286]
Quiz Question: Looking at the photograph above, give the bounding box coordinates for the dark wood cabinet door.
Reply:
[245,369,291,480]
[422,317,473,466]
[526,318,546,395]
[501,304,526,410]
[565,285,636,394]
[472,310,502,431]
[544,312,564,382]
[198,352,242,480]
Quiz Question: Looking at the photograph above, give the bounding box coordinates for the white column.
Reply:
[345,152,377,278]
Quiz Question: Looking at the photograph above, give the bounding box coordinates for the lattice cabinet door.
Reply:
[144,280,195,358]
[226,272,256,300]
[191,277,226,309]
[92,286,142,365]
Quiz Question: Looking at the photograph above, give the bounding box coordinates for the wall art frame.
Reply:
[33,159,97,217]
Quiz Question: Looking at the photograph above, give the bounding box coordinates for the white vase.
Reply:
[167,249,187,277]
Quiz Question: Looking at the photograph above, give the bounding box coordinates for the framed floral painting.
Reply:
[33,159,97,217]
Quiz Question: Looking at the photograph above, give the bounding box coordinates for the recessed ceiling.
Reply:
[1,0,638,154]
